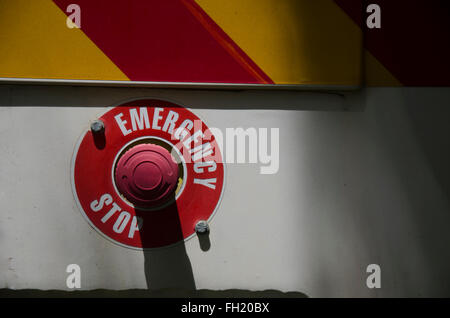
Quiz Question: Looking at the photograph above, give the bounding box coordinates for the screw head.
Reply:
[195,220,209,234]
[90,120,105,134]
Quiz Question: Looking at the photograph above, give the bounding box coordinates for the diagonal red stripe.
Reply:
[181,0,273,84]
[53,0,272,84]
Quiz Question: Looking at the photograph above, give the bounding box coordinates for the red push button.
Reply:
[114,144,179,208]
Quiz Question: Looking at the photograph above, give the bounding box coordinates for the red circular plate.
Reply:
[71,99,225,249]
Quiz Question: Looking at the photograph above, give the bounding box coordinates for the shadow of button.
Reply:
[135,194,196,291]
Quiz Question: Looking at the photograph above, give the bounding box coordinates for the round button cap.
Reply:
[115,144,179,208]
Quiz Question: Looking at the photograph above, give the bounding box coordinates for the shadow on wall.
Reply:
[362,88,450,296]
[0,288,308,298]
[405,90,450,203]
[134,194,196,291]
[0,84,353,111]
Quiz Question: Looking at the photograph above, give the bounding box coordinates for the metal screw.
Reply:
[90,119,105,134]
[195,220,209,234]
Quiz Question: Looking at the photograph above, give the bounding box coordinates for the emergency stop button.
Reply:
[114,144,179,209]
[72,100,224,249]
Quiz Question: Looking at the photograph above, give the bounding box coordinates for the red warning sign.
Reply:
[71,99,225,249]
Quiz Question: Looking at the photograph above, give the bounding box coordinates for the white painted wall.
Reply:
[0,85,449,297]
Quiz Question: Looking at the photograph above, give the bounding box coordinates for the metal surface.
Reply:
[0,85,450,297]
[195,221,209,234]
[90,119,104,134]
[0,78,360,91]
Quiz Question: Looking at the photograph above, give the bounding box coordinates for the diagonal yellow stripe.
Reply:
[0,0,128,81]
[364,51,401,86]
[196,0,362,85]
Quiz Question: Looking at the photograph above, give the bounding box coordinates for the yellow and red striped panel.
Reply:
[0,0,361,86]
[0,0,449,86]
